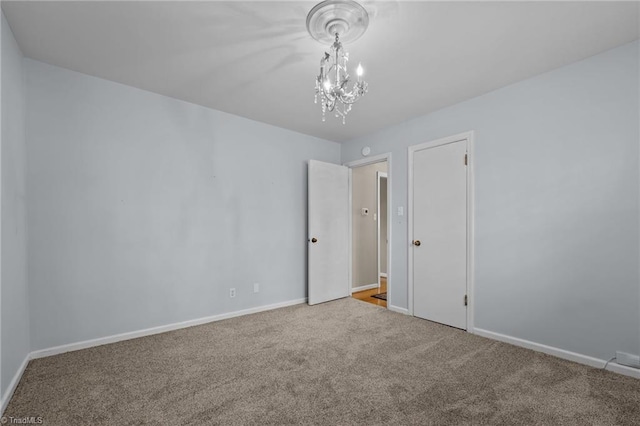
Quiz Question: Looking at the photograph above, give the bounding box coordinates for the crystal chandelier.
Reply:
[307,0,369,124]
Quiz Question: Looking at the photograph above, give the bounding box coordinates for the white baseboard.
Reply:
[606,361,640,378]
[474,328,640,379]
[388,305,409,315]
[379,273,387,278]
[30,298,307,360]
[1,355,30,415]
[351,283,379,293]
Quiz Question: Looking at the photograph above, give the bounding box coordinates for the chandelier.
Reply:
[306,0,369,124]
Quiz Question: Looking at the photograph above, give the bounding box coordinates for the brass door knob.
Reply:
[311,237,318,243]
[413,240,421,246]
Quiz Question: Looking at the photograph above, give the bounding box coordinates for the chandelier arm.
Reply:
[321,87,336,101]
[335,94,361,105]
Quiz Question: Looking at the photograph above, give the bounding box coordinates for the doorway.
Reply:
[307,155,392,309]
[408,132,474,331]
[348,158,389,308]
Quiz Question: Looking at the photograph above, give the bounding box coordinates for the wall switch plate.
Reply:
[229,288,236,298]
[253,283,260,293]
[616,351,640,368]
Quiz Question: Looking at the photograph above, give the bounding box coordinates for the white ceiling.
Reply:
[3,1,638,142]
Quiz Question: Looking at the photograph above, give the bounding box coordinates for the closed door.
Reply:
[412,140,467,329]
[308,160,349,305]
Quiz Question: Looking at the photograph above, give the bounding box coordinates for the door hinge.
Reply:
[464,294,468,306]
[464,154,468,166]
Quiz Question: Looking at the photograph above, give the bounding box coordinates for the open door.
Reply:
[308,160,349,305]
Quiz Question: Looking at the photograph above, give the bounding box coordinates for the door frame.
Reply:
[407,131,475,332]
[376,171,388,289]
[344,153,393,309]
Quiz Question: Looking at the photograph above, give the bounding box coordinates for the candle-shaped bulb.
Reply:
[356,63,364,79]
[323,79,331,91]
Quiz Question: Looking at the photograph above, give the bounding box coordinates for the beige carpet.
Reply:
[5,298,640,425]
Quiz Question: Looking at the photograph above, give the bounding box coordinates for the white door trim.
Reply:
[408,131,475,333]
[344,153,392,308]
[377,171,388,289]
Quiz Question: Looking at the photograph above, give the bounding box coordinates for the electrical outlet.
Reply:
[253,283,260,293]
[616,351,640,369]
[229,288,236,298]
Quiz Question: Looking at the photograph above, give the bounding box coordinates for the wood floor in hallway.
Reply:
[351,277,387,308]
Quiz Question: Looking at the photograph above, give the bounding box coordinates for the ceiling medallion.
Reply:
[306,0,369,124]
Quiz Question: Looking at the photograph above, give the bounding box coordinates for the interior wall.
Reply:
[352,161,387,288]
[379,177,387,275]
[1,12,29,397]
[342,41,640,361]
[1,10,4,398]
[25,59,340,351]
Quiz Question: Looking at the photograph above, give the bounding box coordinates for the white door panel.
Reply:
[413,140,467,329]
[308,160,349,305]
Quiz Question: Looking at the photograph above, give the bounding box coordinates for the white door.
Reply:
[412,140,467,329]
[308,160,349,305]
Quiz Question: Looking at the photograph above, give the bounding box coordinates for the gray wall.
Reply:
[1,12,30,396]
[379,177,387,275]
[25,59,340,351]
[352,161,387,288]
[342,41,640,361]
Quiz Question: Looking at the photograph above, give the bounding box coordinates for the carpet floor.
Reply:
[5,298,640,425]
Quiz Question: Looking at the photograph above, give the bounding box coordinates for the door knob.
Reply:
[413,240,421,246]
[311,237,318,243]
